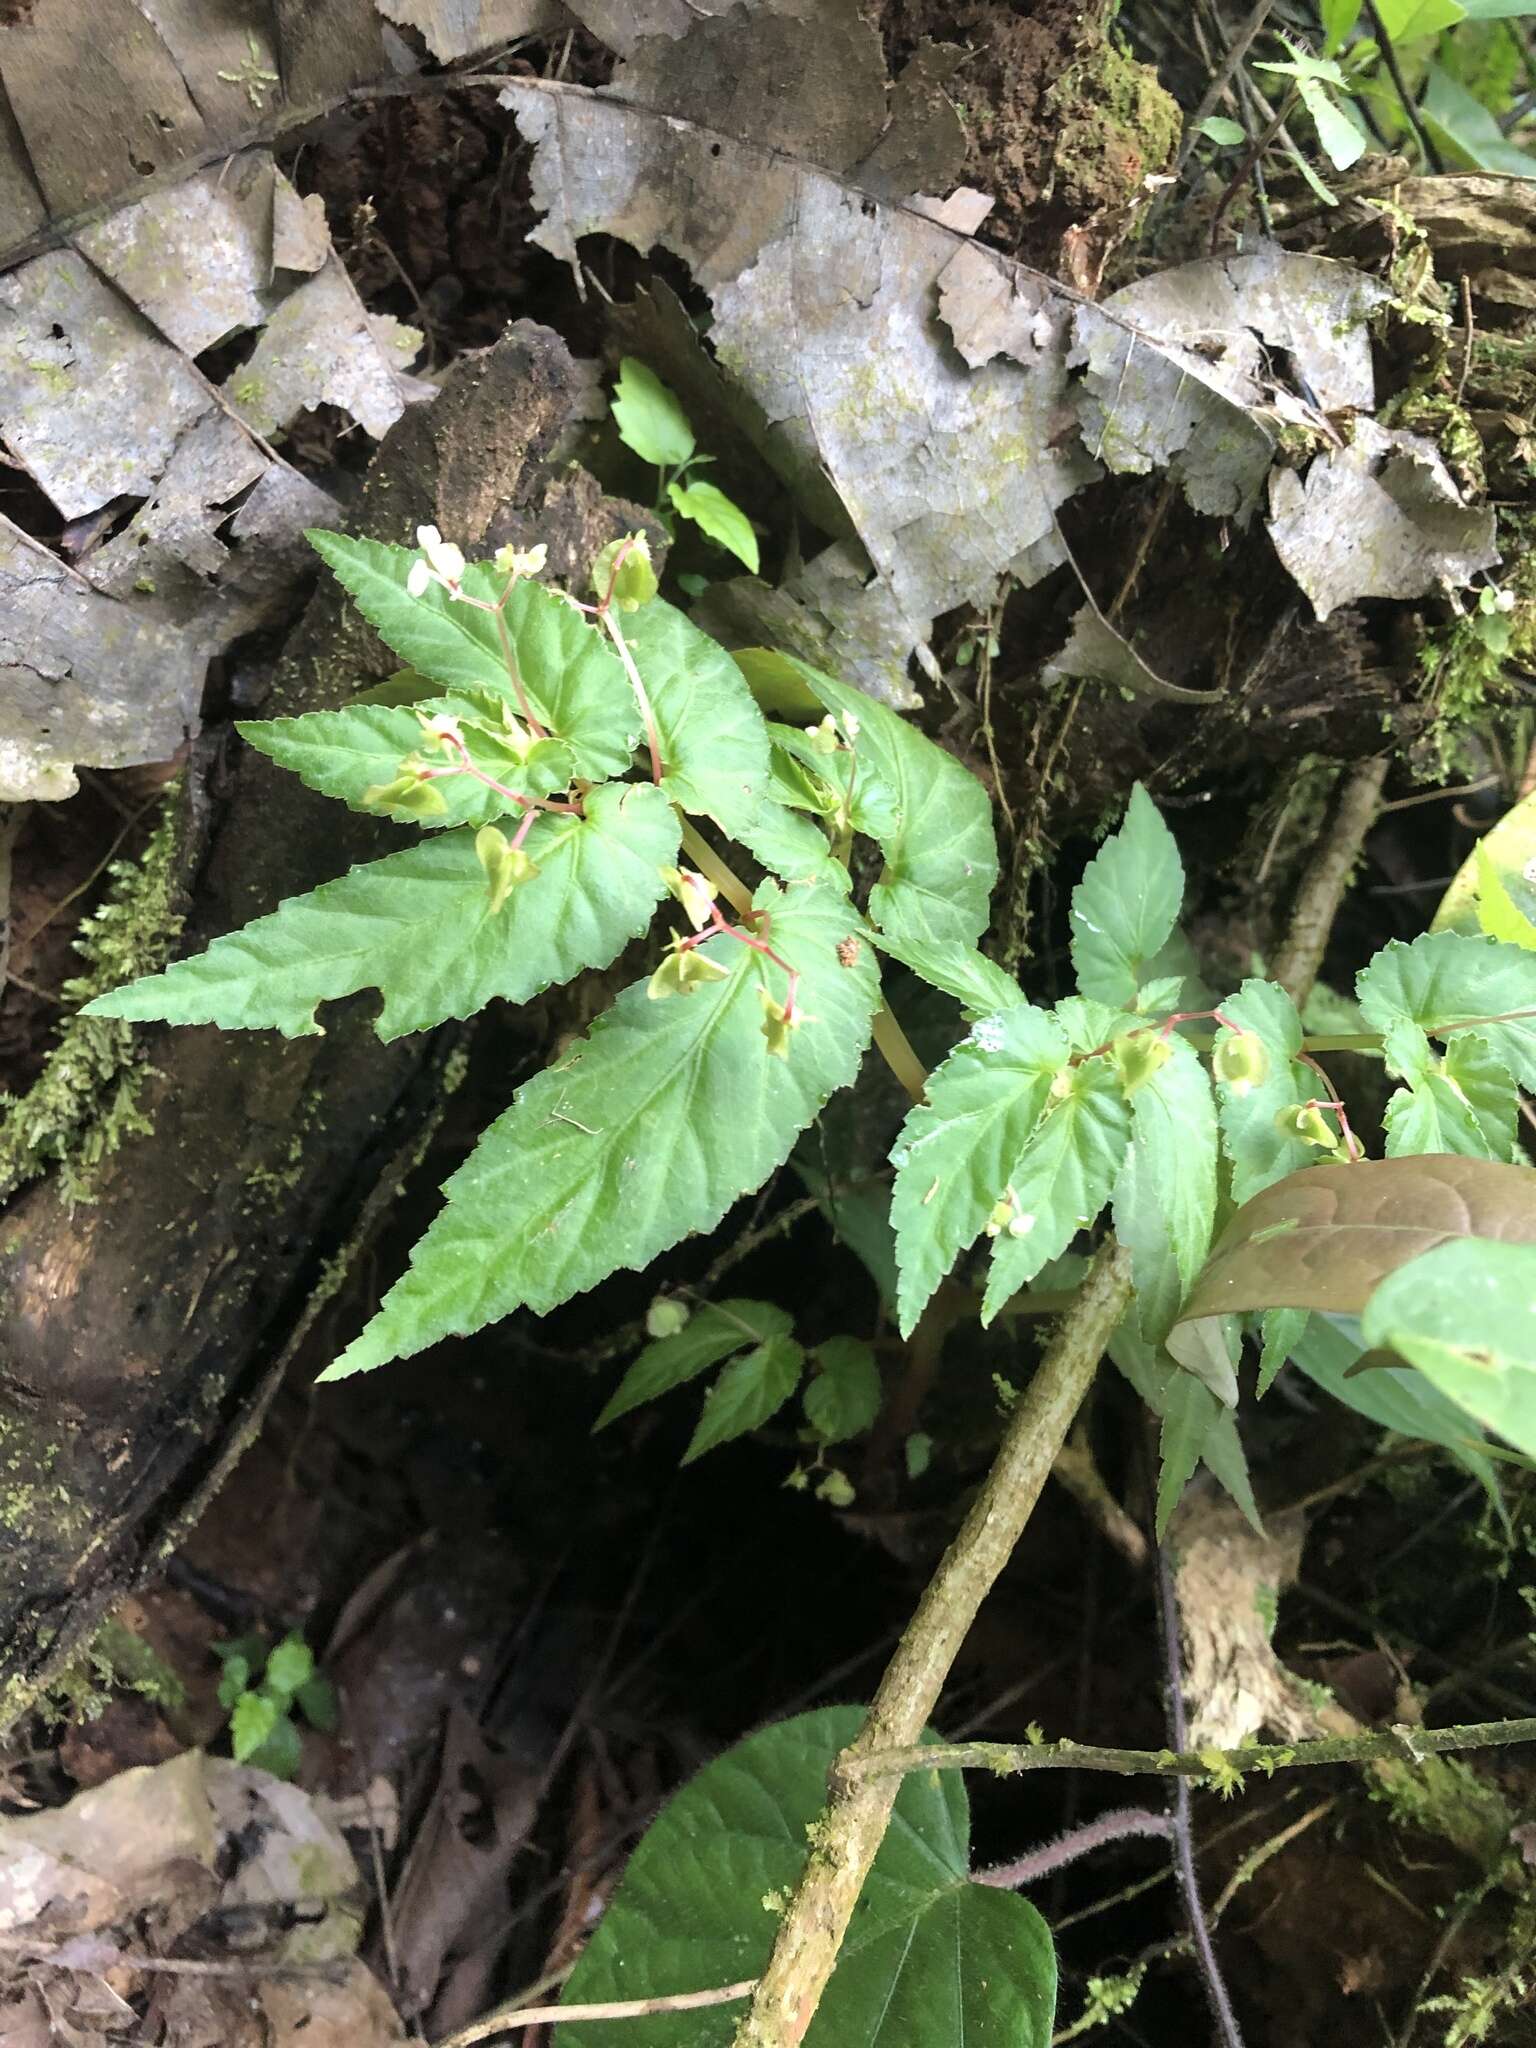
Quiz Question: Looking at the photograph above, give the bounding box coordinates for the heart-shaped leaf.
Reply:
[555,1706,1056,2048]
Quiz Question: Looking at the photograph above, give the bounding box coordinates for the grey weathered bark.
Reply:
[0,322,643,1725]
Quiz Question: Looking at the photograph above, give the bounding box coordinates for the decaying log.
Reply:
[0,322,640,1725]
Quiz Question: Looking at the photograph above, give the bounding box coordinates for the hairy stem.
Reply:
[731,1241,1134,2048]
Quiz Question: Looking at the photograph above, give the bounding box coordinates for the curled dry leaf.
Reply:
[1180,1155,1536,1321]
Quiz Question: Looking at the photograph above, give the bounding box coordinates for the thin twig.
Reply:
[1174,0,1280,176]
[842,1713,1536,1784]
[433,1977,757,2047]
[974,1808,1173,1891]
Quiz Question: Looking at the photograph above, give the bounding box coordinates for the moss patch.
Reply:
[0,796,184,1207]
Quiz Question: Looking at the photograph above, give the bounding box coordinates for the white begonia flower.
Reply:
[413,524,466,589]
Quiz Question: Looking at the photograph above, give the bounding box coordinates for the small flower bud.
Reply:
[494,540,548,581]
[646,1296,690,1340]
[759,988,803,1059]
[659,865,717,933]
[362,767,447,819]
[1111,1029,1173,1097]
[805,715,842,756]
[1214,1029,1270,1097]
[591,532,658,611]
[1275,1102,1337,1149]
[475,824,538,913]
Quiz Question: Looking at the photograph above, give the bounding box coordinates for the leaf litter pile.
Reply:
[4,3,1536,2045]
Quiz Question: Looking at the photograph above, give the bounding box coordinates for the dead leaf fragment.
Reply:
[375,0,565,63]
[225,254,428,440]
[1181,1156,1536,1321]
[0,249,209,518]
[1267,418,1500,621]
[1070,243,1387,520]
[1043,599,1220,704]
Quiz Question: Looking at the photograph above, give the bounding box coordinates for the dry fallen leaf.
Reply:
[1180,1156,1536,1321]
[1268,418,1500,620]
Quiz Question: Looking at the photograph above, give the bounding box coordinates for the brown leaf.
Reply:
[1181,1156,1536,1321]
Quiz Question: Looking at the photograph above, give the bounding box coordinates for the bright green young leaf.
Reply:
[1213,979,1316,1204]
[238,699,574,828]
[1109,1316,1260,1534]
[980,1062,1132,1325]
[767,724,899,841]
[1473,843,1536,949]
[788,659,998,946]
[737,802,848,890]
[1292,1314,1507,1509]
[307,534,638,780]
[1112,1035,1217,1344]
[1052,996,1139,1053]
[1433,789,1536,940]
[1461,0,1536,18]
[612,356,696,469]
[618,598,768,837]
[1068,785,1183,1006]
[556,1707,1056,2048]
[1198,116,1247,145]
[86,784,678,1041]
[1422,64,1536,173]
[1381,1021,1519,1161]
[1321,0,1365,48]
[596,1299,794,1429]
[230,1690,280,1763]
[323,880,880,1377]
[1257,1305,1309,1397]
[263,1634,314,1701]
[668,479,760,572]
[1363,1239,1536,1458]
[890,1004,1068,1336]
[865,931,1022,1018]
[683,1333,805,1462]
[804,1336,882,1442]
[1301,78,1370,170]
[1373,0,1465,38]
[245,1714,304,1780]
[1357,928,1536,1088]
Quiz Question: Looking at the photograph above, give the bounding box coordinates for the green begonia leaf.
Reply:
[619,598,768,837]
[307,533,638,780]
[980,1061,1131,1324]
[238,698,574,828]
[323,880,880,1377]
[786,659,997,946]
[1069,785,1183,1006]
[86,783,678,1041]
[683,1334,805,1462]
[891,1004,1068,1336]
[597,1300,794,1429]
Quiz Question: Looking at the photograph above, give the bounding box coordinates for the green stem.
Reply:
[846,1716,1536,1786]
